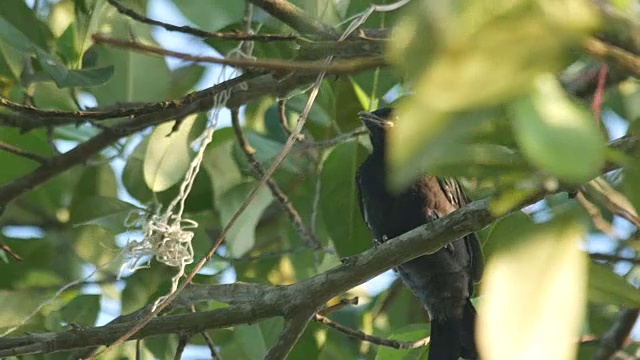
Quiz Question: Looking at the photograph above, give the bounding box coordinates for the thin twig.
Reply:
[174,333,190,360]
[277,100,297,138]
[304,128,367,148]
[240,2,255,56]
[199,331,222,360]
[592,64,608,126]
[575,192,614,236]
[317,297,359,315]
[590,253,640,264]
[92,35,386,75]
[0,242,23,262]
[265,313,314,360]
[314,314,430,349]
[0,141,47,163]
[107,0,296,41]
[231,107,321,249]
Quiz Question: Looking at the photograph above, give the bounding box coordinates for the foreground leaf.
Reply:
[478,209,588,360]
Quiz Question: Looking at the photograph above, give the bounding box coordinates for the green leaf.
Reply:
[511,74,605,183]
[588,263,640,307]
[218,182,273,258]
[232,131,303,175]
[320,140,371,257]
[0,0,51,51]
[145,335,179,359]
[167,65,206,98]
[0,290,55,333]
[478,209,588,360]
[91,44,170,104]
[72,196,141,233]
[144,115,196,192]
[173,0,245,32]
[375,324,430,360]
[387,0,598,189]
[69,164,118,219]
[35,47,114,87]
[234,324,267,360]
[60,294,100,326]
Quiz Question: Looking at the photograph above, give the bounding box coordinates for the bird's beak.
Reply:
[357,111,394,128]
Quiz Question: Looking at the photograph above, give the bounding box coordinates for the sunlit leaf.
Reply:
[218,182,273,258]
[387,0,598,189]
[588,263,640,307]
[144,115,196,192]
[478,209,588,360]
[512,74,606,183]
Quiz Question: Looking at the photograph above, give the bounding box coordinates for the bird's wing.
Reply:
[436,178,485,285]
[355,167,372,233]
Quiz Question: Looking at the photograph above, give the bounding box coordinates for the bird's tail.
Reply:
[428,300,478,360]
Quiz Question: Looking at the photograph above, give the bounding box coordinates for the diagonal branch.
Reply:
[92,34,386,74]
[106,0,297,41]
[248,0,338,38]
[230,107,322,249]
[314,314,430,349]
[0,134,637,357]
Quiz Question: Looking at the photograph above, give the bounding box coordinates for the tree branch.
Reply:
[314,314,430,349]
[248,0,339,38]
[106,0,296,41]
[92,34,385,74]
[230,107,322,249]
[265,312,313,360]
[592,308,640,360]
[0,141,47,163]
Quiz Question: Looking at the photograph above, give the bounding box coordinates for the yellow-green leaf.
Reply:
[511,74,606,183]
[143,115,196,192]
[478,210,588,360]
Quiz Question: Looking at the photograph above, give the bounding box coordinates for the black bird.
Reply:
[355,108,483,360]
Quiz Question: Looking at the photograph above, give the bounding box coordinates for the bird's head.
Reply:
[358,107,395,151]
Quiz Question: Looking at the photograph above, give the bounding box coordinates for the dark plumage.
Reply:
[355,108,483,360]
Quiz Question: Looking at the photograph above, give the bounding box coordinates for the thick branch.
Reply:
[0,135,637,356]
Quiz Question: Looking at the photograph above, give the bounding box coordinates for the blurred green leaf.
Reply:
[144,115,196,192]
[478,208,588,360]
[72,196,140,233]
[375,324,430,360]
[145,334,179,359]
[167,65,206,98]
[173,0,244,32]
[388,0,598,189]
[35,47,114,87]
[588,263,640,307]
[0,290,55,333]
[218,182,273,258]
[512,74,605,183]
[232,131,304,175]
[0,0,52,51]
[320,140,371,257]
[234,324,267,359]
[60,294,100,326]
